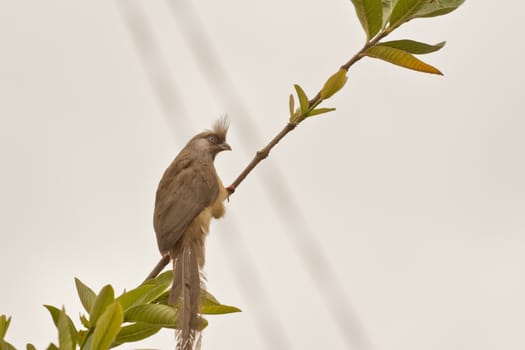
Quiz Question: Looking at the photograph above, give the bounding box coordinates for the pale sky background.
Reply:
[1,1,524,350]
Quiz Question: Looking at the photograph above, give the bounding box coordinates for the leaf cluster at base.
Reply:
[0,271,240,350]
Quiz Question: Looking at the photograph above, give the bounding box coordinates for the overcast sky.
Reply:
[1,1,524,350]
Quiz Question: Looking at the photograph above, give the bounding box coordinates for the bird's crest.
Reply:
[211,116,229,141]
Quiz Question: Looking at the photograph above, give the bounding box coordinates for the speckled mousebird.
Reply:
[153,118,231,350]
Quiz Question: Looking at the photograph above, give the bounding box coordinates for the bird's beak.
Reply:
[219,142,231,151]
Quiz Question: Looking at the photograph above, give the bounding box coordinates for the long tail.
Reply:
[170,240,205,350]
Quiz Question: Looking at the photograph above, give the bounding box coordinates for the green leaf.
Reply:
[202,303,241,315]
[142,270,173,287]
[57,308,76,350]
[46,344,59,350]
[351,0,383,40]
[80,314,90,328]
[320,69,348,99]
[307,108,336,117]
[412,0,465,19]
[26,344,37,350]
[89,285,115,326]
[364,44,442,75]
[150,291,170,306]
[387,0,464,28]
[75,278,97,314]
[201,291,241,315]
[117,285,155,311]
[124,304,178,328]
[118,284,171,311]
[0,315,11,339]
[0,339,17,350]
[388,0,424,29]
[379,39,445,54]
[142,285,172,304]
[113,323,161,346]
[90,301,123,350]
[44,306,78,350]
[294,84,309,114]
[44,305,61,325]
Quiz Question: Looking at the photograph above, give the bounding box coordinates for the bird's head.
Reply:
[190,117,231,160]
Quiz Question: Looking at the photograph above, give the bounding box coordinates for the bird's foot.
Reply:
[226,185,236,201]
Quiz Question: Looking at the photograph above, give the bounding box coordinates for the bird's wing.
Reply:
[153,158,219,255]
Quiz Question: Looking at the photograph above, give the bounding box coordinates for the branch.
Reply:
[144,255,170,283]
[226,122,296,193]
[144,31,392,280]
[226,32,389,194]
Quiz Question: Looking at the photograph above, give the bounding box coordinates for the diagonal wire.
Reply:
[166,1,374,349]
[114,1,292,349]
[218,218,293,350]
[114,0,190,139]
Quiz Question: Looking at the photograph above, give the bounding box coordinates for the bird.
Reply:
[153,118,231,350]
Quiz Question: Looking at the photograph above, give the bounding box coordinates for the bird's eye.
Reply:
[208,135,218,144]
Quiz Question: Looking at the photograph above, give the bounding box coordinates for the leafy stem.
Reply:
[145,0,465,280]
[226,29,390,195]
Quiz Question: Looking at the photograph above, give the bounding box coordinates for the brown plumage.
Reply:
[153,118,230,350]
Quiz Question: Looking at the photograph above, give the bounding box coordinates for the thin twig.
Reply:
[226,32,389,194]
[144,255,170,283]
[227,122,297,192]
